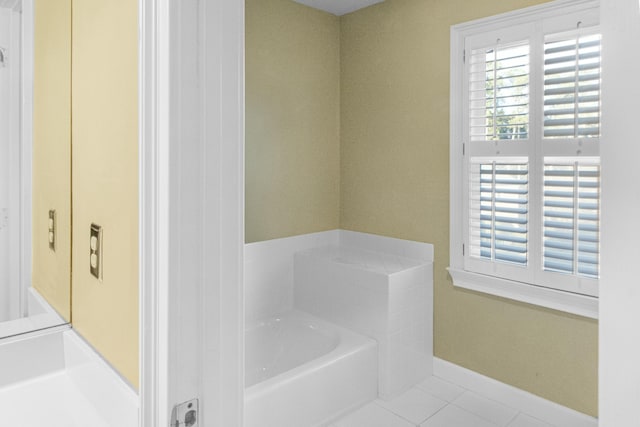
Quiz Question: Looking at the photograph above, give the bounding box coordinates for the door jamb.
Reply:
[139,0,245,425]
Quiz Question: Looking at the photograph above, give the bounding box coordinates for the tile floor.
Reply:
[330,376,554,427]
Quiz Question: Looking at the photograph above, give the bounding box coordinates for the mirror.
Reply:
[0,0,71,338]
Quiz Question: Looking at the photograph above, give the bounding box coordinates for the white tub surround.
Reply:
[245,230,340,323]
[244,310,377,427]
[294,231,434,400]
[0,329,138,426]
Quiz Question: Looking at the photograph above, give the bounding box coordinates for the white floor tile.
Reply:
[507,413,554,427]
[333,402,415,427]
[376,388,448,424]
[420,404,499,427]
[453,391,518,427]
[417,376,466,402]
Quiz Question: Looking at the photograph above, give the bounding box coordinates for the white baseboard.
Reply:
[433,357,597,427]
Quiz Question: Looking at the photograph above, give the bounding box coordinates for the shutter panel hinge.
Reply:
[462,143,465,156]
[462,244,465,256]
[463,49,466,63]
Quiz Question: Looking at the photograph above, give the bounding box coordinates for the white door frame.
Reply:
[7,5,21,320]
[139,0,245,426]
[0,0,26,321]
[19,0,32,321]
[138,0,168,424]
[599,0,640,425]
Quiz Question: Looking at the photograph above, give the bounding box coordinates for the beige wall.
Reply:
[71,0,139,387]
[32,0,71,321]
[245,0,341,243]
[340,0,597,416]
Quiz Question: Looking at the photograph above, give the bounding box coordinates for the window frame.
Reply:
[449,0,600,319]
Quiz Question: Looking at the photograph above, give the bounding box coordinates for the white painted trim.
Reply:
[19,0,31,321]
[139,0,170,425]
[449,0,601,317]
[599,0,640,424]
[165,0,207,420]
[433,357,598,427]
[451,0,599,32]
[6,6,21,320]
[201,0,245,425]
[140,0,245,426]
[448,268,598,319]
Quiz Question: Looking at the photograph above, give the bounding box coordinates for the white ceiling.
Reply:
[293,0,384,16]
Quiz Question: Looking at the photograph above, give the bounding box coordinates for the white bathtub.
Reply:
[244,310,378,427]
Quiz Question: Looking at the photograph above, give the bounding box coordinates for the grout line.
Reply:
[371,399,420,426]
[334,376,563,427]
[450,389,522,426]
[504,410,521,427]
[447,400,507,427]
[417,401,450,426]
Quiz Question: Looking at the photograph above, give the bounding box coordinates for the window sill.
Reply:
[447,267,598,319]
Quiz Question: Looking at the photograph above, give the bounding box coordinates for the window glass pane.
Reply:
[469,42,530,141]
[469,160,529,265]
[544,32,601,139]
[543,160,600,278]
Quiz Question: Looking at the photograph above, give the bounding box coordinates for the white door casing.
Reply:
[139,0,245,426]
[0,3,24,322]
[599,0,640,425]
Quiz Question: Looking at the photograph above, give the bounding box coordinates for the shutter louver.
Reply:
[544,33,601,139]
[469,161,529,266]
[469,42,529,141]
[543,162,600,278]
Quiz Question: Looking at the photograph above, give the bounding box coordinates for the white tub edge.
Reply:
[244,311,379,427]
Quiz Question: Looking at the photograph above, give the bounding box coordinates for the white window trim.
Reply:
[449,0,599,320]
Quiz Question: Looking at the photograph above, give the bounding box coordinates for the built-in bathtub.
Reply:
[244,310,378,427]
[244,230,434,425]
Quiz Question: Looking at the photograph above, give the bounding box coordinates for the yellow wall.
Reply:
[71,0,139,387]
[340,0,597,416]
[245,0,341,243]
[32,0,71,321]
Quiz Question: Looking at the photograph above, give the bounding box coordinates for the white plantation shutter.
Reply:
[461,16,601,296]
[543,32,601,139]
[540,26,601,291]
[469,160,528,266]
[469,42,530,141]
[543,161,600,278]
[465,30,533,282]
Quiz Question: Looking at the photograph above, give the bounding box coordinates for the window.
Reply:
[449,1,600,318]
